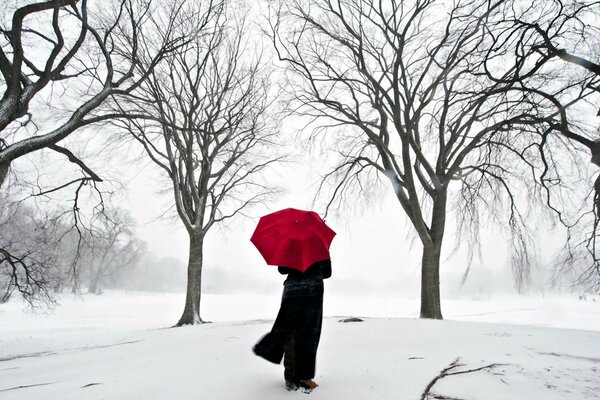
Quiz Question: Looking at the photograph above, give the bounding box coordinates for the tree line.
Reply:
[1,0,598,324]
[0,193,144,306]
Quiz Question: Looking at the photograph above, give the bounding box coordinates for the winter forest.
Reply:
[1,0,600,399]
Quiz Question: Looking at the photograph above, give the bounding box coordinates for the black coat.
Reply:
[253,259,331,381]
[278,259,332,282]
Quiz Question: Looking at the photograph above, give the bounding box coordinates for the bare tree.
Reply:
[0,0,191,304]
[0,192,62,306]
[1,189,145,304]
[492,0,600,290]
[81,208,144,295]
[267,0,591,318]
[112,1,281,325]
[0,189,95,305]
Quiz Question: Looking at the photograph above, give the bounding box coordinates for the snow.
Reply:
[1,291,599,399]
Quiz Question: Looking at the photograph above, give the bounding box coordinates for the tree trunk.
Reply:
[88,266,102,295]
[419,189,447,320]
[0,161,9,188]
[176,230,205,326]
[420,242,443,319]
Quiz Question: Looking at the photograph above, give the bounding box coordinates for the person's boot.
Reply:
[299,379,318,393]
[285,380,299,391]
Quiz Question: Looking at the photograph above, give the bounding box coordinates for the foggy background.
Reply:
[114,126,565,301]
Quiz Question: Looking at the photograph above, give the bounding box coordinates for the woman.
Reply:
[253,259,332,393]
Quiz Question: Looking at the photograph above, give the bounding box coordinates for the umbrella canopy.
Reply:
[250,208,336,272]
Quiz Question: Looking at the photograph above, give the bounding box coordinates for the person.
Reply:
[252,259,332,393]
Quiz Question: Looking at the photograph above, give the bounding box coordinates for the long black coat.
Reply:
[253,260,331,381]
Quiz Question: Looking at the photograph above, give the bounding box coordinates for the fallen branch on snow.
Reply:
[421,357,506,400]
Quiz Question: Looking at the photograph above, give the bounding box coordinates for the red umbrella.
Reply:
[250,208,336,272]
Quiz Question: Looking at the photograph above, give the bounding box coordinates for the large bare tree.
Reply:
[112,1,281,325]
[494,0,600,290]
[268,0,591,318]
[0,0,190,305]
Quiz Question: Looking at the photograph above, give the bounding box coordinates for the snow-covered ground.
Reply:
[1,291,599,399]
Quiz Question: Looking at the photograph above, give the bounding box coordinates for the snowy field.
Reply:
[1,291,599,399]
